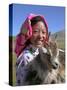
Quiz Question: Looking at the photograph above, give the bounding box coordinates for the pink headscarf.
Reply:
[15,14,48,57]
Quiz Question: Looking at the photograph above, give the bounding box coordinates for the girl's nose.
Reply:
[38,32,43,38]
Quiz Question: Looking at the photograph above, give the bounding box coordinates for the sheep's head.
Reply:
[47,41,60,69]
[39,39,60,70]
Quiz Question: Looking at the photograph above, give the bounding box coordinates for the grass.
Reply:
[13,53,16,86]
[57,40,65,50]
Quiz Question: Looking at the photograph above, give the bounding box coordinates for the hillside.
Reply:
[50,30,65,50]
[51,30,65,40]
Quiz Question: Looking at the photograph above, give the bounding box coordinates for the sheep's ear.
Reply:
[57,49,59,57]
[54,34,58,43]
[55,34,57,40]
[48,32,54,43]
[48,33,58,43]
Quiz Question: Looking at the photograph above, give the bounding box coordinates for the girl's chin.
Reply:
[31,41,44,48]
[34,43,43,48]
[36,45,42,48]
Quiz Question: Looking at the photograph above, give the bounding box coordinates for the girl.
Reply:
[15,14,49,85]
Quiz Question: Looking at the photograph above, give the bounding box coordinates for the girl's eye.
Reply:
[33,30,39,33]
[42,31,46,34]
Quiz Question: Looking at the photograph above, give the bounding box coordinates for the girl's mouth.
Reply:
[38,39,44,42]
[36,40,43,45]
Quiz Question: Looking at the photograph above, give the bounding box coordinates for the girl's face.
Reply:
[30,21,47,48]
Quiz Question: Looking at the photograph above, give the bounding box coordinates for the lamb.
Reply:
[25,40,65,85]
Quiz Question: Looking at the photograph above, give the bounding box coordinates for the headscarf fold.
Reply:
[15,13,48,57]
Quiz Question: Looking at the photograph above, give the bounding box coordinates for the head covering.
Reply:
[15,13,49,57]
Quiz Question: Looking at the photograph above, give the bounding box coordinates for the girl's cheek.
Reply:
[32,34,38,38]
[31,34,37,40]
[43,34,46,38]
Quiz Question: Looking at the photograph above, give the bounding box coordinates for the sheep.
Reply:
[25,41,65,85]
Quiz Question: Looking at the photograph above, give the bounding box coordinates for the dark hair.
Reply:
[31,16,46,27]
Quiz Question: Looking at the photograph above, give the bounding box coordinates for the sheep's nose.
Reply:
[51,80,56,84]
[52,62,59,69]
